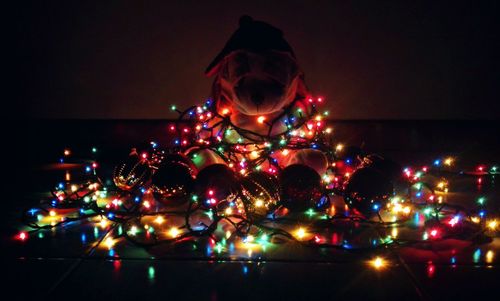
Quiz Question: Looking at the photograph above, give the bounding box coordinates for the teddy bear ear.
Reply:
[205,62,221,77]
[295,72,310,99]
[205,16,254,77]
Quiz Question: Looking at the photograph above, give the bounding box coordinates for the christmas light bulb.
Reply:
[169,227,180,238]
[105,237,115,249]
[244,235,255,243]
[486,250,494,263]
[371,257,386,269]
[471,216,481,223]
[154,216,165,225]
[391,228,398,238]
[295,227,307,240]
[19,232,28,241]
[487,219,498,231]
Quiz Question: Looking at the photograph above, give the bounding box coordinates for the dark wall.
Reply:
[8,0,500,119]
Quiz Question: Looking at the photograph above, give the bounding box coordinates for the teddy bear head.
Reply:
[205,16,308,116]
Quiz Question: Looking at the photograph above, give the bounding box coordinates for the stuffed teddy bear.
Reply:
[189,15,329,177]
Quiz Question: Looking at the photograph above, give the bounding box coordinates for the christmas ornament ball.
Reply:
[279,164,322,211]
[360,154,402,181]
[151,154,197,204]
[286,149,329,176]
[241,171,280,216]
[343,167,393,217]
[113,149,152,191]
[336,145,364,165]
[194,164,240,206]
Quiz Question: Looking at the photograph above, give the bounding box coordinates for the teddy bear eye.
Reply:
[231,52,250,77]
[221,62,230,79]
[264,56,289,81]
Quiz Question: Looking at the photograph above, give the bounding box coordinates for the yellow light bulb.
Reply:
[99,218,108,228]
[105,237,115,249]
[154,216,165,224]
[245,235,255,243]
[169,227,180,238]
[371,257,386,269]
[487,219,498,231]
[486,250,494,263]
[257,116,266,124]
[391,228,398,238]
[392,203,402,214]
[471,216,481,223]
[296,227,307,240]
[255,200,264,207]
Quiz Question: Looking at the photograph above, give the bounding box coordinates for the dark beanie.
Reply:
[205,15,295,76]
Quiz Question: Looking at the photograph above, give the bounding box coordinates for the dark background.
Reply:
[7,0,500,120]
[4,2,500,299]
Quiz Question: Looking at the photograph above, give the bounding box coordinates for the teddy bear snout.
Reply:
[234,76,285,114]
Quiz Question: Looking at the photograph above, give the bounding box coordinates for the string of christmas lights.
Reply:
[17,97,499,270]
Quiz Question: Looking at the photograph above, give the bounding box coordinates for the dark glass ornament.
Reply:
[343,167,393,217]
[279,164,322,211]
[113,149,152,191]
[241,171,280,216]
[151,154,196,204]
[194,164,240,207]
[336,145,364,166]
[360,154,402,181]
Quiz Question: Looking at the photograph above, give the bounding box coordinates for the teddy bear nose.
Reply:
[235,76,284,108]
[250,92,265,106]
